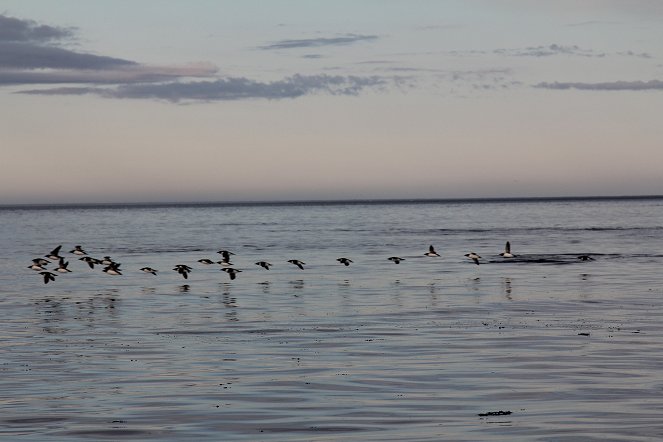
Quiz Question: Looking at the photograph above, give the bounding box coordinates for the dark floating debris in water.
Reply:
[478,410,512,417]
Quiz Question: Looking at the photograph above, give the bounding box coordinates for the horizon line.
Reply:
[1,194,662,210]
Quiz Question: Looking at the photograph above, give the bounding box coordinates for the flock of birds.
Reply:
[28,242,595,285]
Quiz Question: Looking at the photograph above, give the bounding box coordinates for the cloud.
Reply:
[0,13,218,89]
[0,41,136,70]
[534,79,663,90]
[565,20,621,27]
[18,74,388,102]
[495,44,604,58]
[2,14,391,103]
[0,14,134,71]
[0,14,74,42]
[0,63,218,85]
[617,50,652,59]
[259,34,378,50]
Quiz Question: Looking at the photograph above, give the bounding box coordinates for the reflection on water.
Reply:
[221,291,238,322]
[35,294,120,334]
[258,281,271,294]
[289,279,304,290]
[502,277,513,300]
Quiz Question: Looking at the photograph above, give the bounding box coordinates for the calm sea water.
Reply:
[2,198,663,441]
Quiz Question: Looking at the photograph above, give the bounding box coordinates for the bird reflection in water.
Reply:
[502,277,513,300]
[257,281,271,294]
[36,293,119,334]
[222,291,238,322]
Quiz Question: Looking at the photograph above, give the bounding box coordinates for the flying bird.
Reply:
[28,263,47,271]
[388,256,405,264]
[56,258,72,273]
[255,261,272,270]
[465,252,481,265]
[337,258,353,266]
[32,258,50,266]
[222,268,242,280]
[288,259,306,270]
[79,256,101,269]
[173,264,192,279]
[499,241,515,258]
[103,262,122,275]
[197,259,215,265]
[39,271,57,284]
[45,245,63,261]
[424,245,440,257]
[140,267,158,275]
[217,250,235,262]
[69,245,87,255]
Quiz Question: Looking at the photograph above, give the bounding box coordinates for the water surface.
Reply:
[2,198,663,440]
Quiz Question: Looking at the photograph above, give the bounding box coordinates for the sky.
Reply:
[1,0,662,204]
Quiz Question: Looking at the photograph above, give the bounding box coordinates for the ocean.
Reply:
[2,197,663,441]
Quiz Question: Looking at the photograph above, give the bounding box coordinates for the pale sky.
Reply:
[1,0,662,204]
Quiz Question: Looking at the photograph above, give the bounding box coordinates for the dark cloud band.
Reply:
[18,74,387,102]
[260,34,378,50]
[0,14,73,42]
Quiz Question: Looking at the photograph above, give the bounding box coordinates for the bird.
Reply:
[55,258,72,273]
[32,258,51,266]
[140,267,158,275]
[577,255,594,261]
[217,250,235,262]
[103,262,122,275]
[45,245,63,261]
[288,259,306,270]
[69,245,87,256]
[424,245,440,257]
[79,256,101,269]
[39,271,57,284]
[198,259,215,265]
[255,261,272,270]
[100,256,115,266]
[499,241,515,258]
[337,258,353,266]
[217,259,234,267]
[388,256,405,264]
[465,252,481,265]
[28,263,47,271]
[221,268,242,280]
[173,264,192,279]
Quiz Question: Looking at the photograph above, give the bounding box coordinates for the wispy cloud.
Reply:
[445,43,651,59]
[259,34,378,50]
[19,74,388,102]
[617,50,652,59]
[565,20,621,27]
[495,44,604,58]
[534,79,663,90]
[0,63,218,85]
